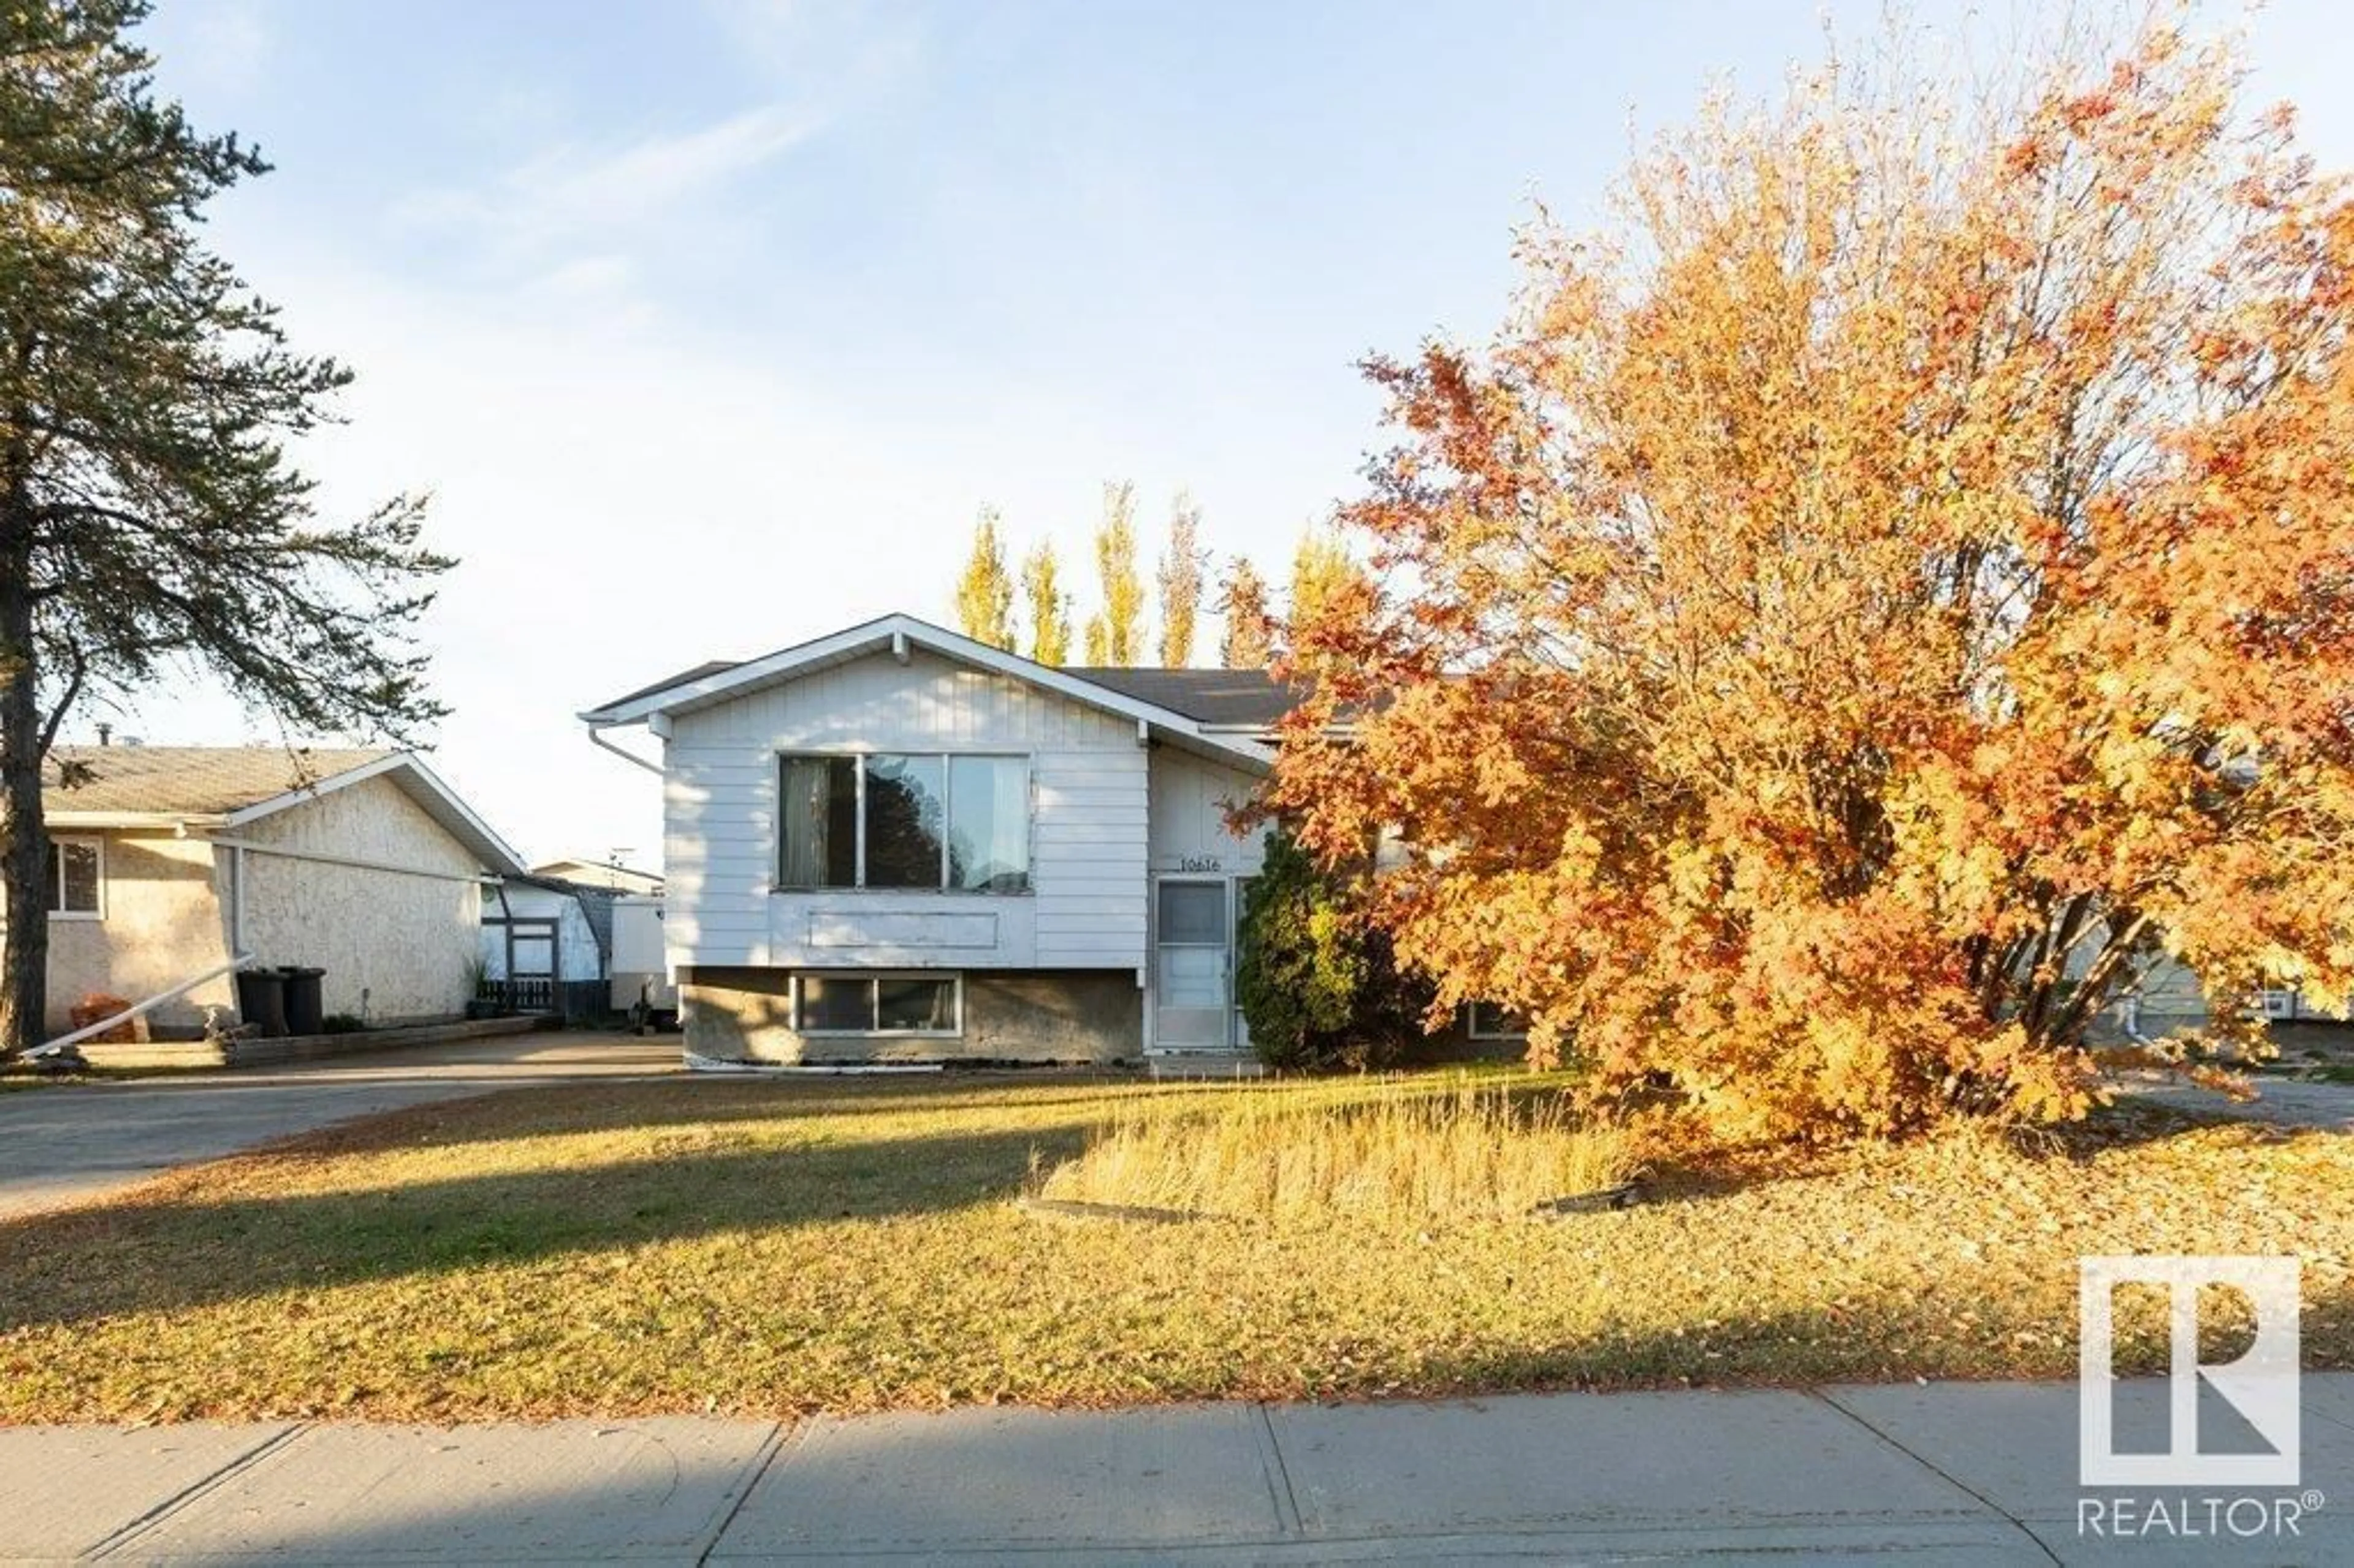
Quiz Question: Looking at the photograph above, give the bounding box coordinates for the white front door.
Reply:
[1153,878,1231,1051]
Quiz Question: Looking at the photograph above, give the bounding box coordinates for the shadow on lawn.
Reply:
[322,1069,1540,1166]
[0,1073,2282,1338]
[339,1075,1190,1157]
[1281,1274,2354,1399]
[0,1117,1097,1332]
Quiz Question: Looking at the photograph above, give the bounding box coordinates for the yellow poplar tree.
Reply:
[1289,529,1361,630]
[1082,481,1146,665]
[1217,558,1276,669]
[1286,529,1365,673]
[1156,491,1206,667]
[952,507,1015,650]
[1021,541,1071,666]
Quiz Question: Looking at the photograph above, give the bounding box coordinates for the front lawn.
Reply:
[0,1073,2347,1422]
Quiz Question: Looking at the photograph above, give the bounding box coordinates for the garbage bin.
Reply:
[235,967,289,1038]
[280,967,326,1035]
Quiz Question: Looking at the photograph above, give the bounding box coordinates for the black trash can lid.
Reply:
[278,966,326,977]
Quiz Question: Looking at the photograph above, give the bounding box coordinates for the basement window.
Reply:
[792,972,962,1037]
[47,839,102,919]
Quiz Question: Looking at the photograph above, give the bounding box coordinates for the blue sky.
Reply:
[110,0,2354,867]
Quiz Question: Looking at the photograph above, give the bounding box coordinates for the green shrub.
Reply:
[1236,825,1432,1070]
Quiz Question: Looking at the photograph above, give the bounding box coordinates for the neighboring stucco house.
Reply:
[29,745,527,1037]
[580,615,1293,1065]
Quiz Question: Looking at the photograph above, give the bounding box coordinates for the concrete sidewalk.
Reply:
[2,1377,2345,1564]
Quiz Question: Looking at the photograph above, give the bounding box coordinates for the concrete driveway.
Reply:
[2123,1070,2354,1132]
[0,1030,678,1220]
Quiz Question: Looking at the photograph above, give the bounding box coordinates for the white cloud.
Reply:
[389,1,920,288]
[392,103,822,273]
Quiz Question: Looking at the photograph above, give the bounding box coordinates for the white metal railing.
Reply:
[31,951,258,1058]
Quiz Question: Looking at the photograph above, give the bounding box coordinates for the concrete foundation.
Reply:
[680,968,1141,1065]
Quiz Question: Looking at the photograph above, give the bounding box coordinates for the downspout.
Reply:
[588,724,664,777]
[585,717,669,1011]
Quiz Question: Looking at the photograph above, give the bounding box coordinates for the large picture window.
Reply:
[47,839,102,918]
[791,972,961,1035]
[778,754,1029,892]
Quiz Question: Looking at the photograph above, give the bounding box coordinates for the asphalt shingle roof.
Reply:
[592,630,1303,731]
[588,659,744,715]
[1063,667,1301,728]
[41,746,394,818]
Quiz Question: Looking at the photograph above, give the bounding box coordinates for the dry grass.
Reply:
[1037,1079,1636,1222]
[0,1073,2347,1423]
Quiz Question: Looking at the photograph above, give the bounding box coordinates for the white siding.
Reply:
[663,649,1149,972]
[1148,750,1271,875]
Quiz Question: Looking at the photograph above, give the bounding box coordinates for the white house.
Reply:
[608,894,677,1019]
[579,615,1293,1064]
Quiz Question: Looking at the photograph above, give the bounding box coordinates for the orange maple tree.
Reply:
[1268,22,2354,1139]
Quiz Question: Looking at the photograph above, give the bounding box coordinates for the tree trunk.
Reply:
[0,502,47,1059]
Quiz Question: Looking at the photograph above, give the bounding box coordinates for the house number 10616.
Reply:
[1179,856,1222,873]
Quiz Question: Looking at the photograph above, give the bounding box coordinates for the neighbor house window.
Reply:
[778,754,1029,892]
[1466,1001,1528,1040]
[47,839,102,919]
[791,972,961,1035]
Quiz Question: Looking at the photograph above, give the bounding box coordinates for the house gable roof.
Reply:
[581,614,1274,770]
[43,745,529,876]
[42,745,391,818]
[1063,667,1300,729]
[593,659,746,714]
